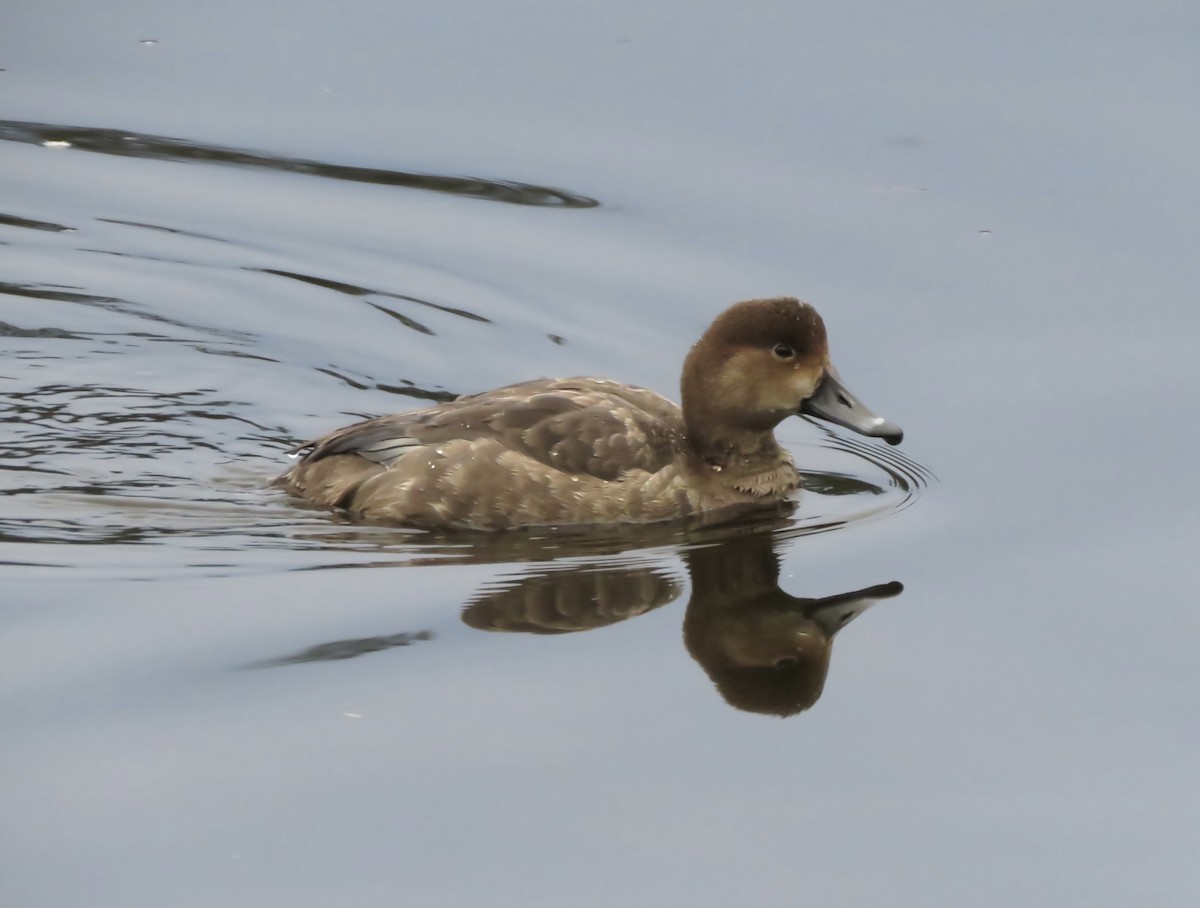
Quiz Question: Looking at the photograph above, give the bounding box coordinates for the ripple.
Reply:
[790,418,933,533]
[1,383,930,573]
[0,118,600,208]
[257,268,493,332]
[0,211,73,233]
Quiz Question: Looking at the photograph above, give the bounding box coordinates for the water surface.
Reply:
[3,2,1198,906]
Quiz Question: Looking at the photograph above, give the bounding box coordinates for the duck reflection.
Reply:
[464,531,901,716]
[679,536,900,715]
[463,563,682,634]
[250,526,900,717]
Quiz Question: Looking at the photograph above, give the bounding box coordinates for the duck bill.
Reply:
[800,368,904,445]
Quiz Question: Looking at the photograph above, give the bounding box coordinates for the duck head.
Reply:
[681,297,903,452]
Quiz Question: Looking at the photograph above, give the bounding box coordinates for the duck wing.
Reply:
[291,378,684,481]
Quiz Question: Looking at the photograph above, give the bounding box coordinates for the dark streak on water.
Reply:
[0,211,74,232]
[259,270,494,324]
[0,119,601,208]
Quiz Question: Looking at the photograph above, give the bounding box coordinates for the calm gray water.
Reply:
[3,2,1198,906]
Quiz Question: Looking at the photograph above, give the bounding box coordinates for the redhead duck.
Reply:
[276,297,902,530]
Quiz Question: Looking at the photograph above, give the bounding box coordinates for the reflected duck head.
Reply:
[681,297,902,449]
[685,609,835,716]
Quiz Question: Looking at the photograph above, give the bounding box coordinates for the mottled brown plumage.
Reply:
[275,297,902,530]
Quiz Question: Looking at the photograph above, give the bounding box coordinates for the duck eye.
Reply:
[773,344,795,359]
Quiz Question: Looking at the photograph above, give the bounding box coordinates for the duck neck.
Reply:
[683,420,784,472]
[682,422,797,498]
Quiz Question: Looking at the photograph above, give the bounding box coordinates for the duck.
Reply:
[275,297,902,530]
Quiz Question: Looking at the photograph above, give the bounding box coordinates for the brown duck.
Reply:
[276,297,902,530]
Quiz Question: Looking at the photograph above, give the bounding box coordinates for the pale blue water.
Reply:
[3,2,1198,906]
